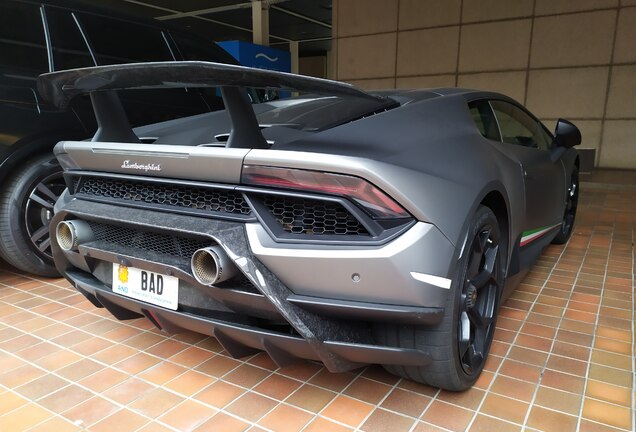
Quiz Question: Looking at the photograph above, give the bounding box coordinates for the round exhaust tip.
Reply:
[191,246,238,286]
[56,221,76,251]
[192,248,221,285]
[56,220,94,251]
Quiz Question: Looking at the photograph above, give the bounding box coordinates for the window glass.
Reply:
[256,96,395,131]
[0,1,48,75]
[490,100,550,150]
[170,32,261,105]
[45,8,94,70]
[78,14,172,65]
[468,100,501,141]
[171,33,236,63]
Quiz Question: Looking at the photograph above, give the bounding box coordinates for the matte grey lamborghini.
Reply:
[38,61,580,391]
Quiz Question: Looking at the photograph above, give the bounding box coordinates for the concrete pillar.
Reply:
[326,48,335,79]
[290,41,299,74]
[252,0,269,46]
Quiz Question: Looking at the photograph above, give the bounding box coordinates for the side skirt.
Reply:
[503,225,560,299]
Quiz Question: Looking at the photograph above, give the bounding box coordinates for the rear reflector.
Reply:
[241,165,409,219]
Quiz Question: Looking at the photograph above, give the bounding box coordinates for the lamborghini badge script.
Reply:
[121,160,162,172]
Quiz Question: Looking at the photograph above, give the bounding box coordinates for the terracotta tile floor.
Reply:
[0,170,634,431]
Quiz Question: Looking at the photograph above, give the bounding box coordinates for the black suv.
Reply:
[0,0,241,276]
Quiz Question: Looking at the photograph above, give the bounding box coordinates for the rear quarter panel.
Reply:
[268,95,527,254]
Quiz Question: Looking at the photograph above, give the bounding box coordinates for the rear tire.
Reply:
[375,206,504,391]
[552,167,578,245]
[0,154,65,277]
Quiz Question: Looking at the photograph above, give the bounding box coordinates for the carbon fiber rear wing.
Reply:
[37,61,387,148]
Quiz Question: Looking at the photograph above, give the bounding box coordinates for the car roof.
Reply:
[372,87,519,105]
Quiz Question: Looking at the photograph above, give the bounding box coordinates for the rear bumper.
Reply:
[68,270,432,370]
[52,197,454,372]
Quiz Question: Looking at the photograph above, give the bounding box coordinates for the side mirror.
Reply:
[554,119,581,149]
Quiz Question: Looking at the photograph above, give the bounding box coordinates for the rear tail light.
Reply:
[241,165,409,219]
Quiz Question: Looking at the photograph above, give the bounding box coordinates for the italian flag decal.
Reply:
[520,224,560,247]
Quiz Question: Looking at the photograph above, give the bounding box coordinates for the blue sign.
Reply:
[217,41,291,73]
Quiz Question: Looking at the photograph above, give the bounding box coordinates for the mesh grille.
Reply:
[87,221,211,258]
[262,196,369,236]
[76,177,252,216]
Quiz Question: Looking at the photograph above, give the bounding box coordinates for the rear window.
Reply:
[0,2,48,75]
[256,96,396,131]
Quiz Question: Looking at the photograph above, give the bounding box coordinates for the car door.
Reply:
[489,100,566,232]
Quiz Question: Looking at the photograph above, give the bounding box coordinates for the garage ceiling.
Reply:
[77,0,332,56]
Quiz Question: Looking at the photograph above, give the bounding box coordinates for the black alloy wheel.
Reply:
[0,154,65,276]
[24,171,66,259]
[373,205,504,391]
[553,167,579,244]
[562,169,579,237]
[457,223,500,376]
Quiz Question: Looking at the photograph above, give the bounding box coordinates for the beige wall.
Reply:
[299,56,327,78]
[332,0,636,168]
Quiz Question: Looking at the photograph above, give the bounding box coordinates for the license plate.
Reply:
[112,264,179,310]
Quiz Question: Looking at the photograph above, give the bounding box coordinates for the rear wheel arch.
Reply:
[480,189,510,265]
[374,204,504,390]
[0,130,84,184]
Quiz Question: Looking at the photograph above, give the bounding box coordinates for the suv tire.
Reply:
[0,154,65,276]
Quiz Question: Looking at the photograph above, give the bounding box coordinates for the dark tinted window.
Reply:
[45,8,94,70]
[0,1,48,75]
[170,32,256,106]
[490,100,551,150]
[468,100,501,141]
[171,33,236,63]
[79,14,173,65]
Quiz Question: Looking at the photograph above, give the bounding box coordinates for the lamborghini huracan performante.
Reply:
[38,62,580,391]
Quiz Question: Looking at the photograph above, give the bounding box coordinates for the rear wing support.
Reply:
[91,92,139,143]
[37,61,387,148]
[220,86,268,149]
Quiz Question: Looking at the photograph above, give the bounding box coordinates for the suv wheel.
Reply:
[0,154,65,276]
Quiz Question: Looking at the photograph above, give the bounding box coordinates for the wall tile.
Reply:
[530,11,616,68]
[526,67,609,118]
[606,65,636,119]
[398,0,460,29]
[347,78,396,90]
[575,120,603,153]
[334,0,636,168]
[462,0,533,23]
[327,47,336,79]
[337,0,398,37]
[337,33,397,80]
[599,120,636,168]
[613,7,636,64]
[396,26,459,76]
[459,20,531,72]
[395,75,456,88]
[457,71,527,103]
[535,0,618,16]
[299,56,327,78]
